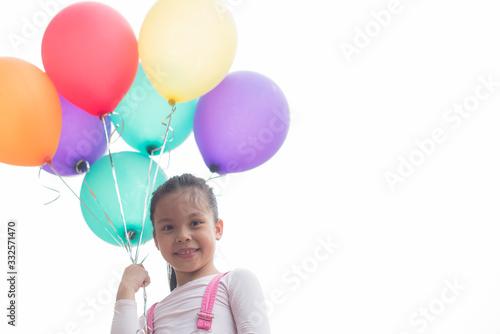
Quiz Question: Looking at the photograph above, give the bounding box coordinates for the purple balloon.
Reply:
[42,95,111,176]
[194,71,290,174]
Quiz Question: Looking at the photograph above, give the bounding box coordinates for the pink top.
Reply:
[111,268,271,334]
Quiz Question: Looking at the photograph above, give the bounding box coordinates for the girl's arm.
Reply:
[228,268,272,334]
[110,299,145,334]
[110,264,150,334]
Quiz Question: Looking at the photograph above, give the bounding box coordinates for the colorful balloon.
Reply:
[42,95,111,176]
[194,71,290,174]
[138,0,237,103]
[110,64,197,155]
[42,2,138,117]
[0,57,62,167]
[80,151,167,246]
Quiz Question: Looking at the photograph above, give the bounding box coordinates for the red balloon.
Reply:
[42,2,138,117]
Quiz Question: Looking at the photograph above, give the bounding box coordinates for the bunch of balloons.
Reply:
[0,0,290,251]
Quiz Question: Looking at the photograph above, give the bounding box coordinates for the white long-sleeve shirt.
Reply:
[111,268,271,334]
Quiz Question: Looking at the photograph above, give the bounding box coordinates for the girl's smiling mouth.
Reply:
[175,248,200,258]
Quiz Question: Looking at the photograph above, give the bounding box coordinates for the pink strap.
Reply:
[146,302,158,333]
[196,272,229,330]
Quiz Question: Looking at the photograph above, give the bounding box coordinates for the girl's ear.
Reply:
[215,219,224,240]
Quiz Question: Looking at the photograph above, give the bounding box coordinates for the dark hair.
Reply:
[150,173,219,291]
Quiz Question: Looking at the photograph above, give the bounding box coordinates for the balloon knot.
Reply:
[75,159,90,174]
[99,113,110,120]
[147,145,159,155]
[168,99,176,106]
[209,164,220,173]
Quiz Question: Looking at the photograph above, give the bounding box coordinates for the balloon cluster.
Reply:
[0,0,290,251]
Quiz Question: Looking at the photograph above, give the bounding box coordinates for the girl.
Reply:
[111,173,271,333]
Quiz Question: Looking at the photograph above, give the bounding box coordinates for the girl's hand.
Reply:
[116,264,151,301]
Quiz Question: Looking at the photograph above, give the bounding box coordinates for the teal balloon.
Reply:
[111,64,197,155]
[80,151,167,246]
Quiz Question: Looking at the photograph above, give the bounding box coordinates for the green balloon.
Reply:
[80,151,167,246]
[111,64,197,155]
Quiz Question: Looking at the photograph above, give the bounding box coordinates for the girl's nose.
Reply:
[175,228,191,243]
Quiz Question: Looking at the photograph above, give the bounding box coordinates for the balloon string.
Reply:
[151,104,176,187]
[108,112,125,144]
[43,163,133,260]
[134,146,172,263]
[143,284,149,334]
[207,173,226,181]
[102,117,134,257]
[153,104,176,184]
[45,162,134,262]
[133,104,176,326]
[138,254,150,334]
[82,178,131,253]
[44,161,131,259]
[133,104,175,264]
[165,147,173,169]
[134,150,157,264]
[38,167,61,205]
[101,113,153,329]
[134,140,172,264]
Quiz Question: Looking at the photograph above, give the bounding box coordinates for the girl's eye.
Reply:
[163,225,174,231]
[191,221,202,226]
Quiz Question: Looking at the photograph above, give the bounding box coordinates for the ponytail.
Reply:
[168,264,177,291]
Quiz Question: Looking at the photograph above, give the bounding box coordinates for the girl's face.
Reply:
[152,190,223,280]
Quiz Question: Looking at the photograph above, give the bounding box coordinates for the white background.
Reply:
[1,0,500,333]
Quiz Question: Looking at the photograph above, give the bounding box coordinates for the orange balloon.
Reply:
[0,57,62,167]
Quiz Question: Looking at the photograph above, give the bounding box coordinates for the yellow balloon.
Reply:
[138,0,237,103]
